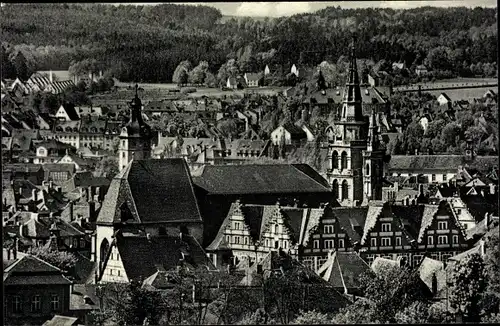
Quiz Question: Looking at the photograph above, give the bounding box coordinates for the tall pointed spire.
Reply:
[340,34,363,122]
[367,109,380,151]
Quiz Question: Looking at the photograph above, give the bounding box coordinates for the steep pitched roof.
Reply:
[361,203,385,245]
[317,251,372,293]
[417,257,447,299]
[3,249,72,286]
[418,205,441,242]
[334,207,368,243]
[115,233,214,281]
[97,159,202,225]
[193,164,331,195]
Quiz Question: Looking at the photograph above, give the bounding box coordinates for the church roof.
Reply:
[96,159,202,225]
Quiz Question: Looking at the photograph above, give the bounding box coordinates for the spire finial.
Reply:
[135,84,139,98]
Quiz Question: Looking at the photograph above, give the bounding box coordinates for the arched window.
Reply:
[342,180,349,201]
[332,151,339,170]
[100,238,109,263]
[332,179,339,199]
[365,163,370,176]
[341,151,348,170]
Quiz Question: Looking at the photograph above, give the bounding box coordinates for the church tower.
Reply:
[325,36,385,206]
[326,36,368,206]
[118,85,152,172]
[362,110,385,202]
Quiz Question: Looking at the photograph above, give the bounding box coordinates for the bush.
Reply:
[180,87,196,94]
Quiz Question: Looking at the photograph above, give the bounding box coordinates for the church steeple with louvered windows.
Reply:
[341,35,363,122]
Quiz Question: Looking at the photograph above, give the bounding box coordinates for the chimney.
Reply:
[481,189,485,197]
[49,180,54,189]
[18,223,23,237]
[19,187,23,197]
[431,273,438,296]
[49,70,53,83]
[394,182,399,192]
[485,213,491,229]
[490,184,496,195]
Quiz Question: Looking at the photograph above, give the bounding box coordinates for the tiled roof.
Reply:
[317,251,372,293]
[361,204,384,245]
[97,159,202,225]
[48,80,75,94]
[3,249,72,285]
[116,233,214,281]
[193,164,331,195]
[417,257,447,299]
[61,104,80,121]
[245,72,263,82]
[282,122,306,137]
[42,315,79,326]
[418,205,441,242]
[448,241,484,262]
[371,257,400,276]
[334,207,368,243]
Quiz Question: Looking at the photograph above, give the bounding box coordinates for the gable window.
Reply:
[443,174,447,181]
[31,295,41,312]
[370,238,377,247]
[338,239,344,248]
[324,240,334,249]
[431,174,436,182]
[452,235,459,244]
[274,241,279,249]
[396,237,402,246]
[225,235,230,243]
[438,221,448,230]
[283,240,288,249]
[438,235,448,245]
[234,236,240,244]
[381,223,392,232]
[265,239,269,247]
[273,223,279,234]
[110,269,113,275]
[12,296,22,313]
[234,222,240,230]
[457,209,462,215]
[324,225,334,234]
[73,238,78,248]
[244,237,248,245]
[381,238,391,246]
[116,253,120,260]
[117,270,121,276]
[313,240,320,249]
[110,253,114,260]
[50,295,60,311]
[427,236,434,245]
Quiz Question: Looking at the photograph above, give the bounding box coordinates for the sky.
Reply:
[113,1,497,17]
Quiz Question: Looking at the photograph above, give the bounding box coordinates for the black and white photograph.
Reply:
[1,1,499,325]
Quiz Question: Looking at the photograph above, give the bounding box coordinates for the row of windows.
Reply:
[9,294,59,313]
[109,252,120,260]
[428,235,459,245]
[367,234,459,247]
[108,269,121,276]
[313,239,345,249]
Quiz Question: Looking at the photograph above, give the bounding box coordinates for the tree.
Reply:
[111,280,166,326]
[188,61,209,85]
[394,301,430,324]
[292,310,332,324]
[76,80,87,92]
[332,300,380,324]
[217,59,240,86]
[172,60,192,86]
[14,51,29,80]
[205,72,217,88]
[1,45,15,79]
[94,156,119,179]
[402,122,424,154]
[448,253,487,322]
[29,245,78,273]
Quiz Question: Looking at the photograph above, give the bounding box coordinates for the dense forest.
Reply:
[1,3,497,83]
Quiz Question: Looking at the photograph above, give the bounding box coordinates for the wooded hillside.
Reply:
[1,4,497,83]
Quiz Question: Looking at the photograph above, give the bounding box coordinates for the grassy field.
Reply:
[425,87,496,101]
[395,77,497,91]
